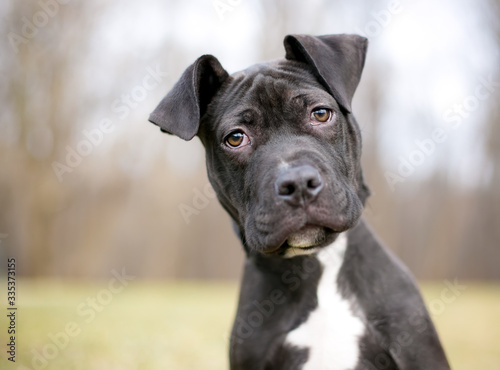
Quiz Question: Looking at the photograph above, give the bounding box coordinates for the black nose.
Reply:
[275,165,324,206]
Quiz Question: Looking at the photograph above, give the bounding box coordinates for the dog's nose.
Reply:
[275,165,324,206]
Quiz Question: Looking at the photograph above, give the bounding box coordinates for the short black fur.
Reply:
[148,34,450,370]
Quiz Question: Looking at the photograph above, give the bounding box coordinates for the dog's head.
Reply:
[149,34,370,257]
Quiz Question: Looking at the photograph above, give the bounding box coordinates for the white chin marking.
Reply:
[287,226,326,248]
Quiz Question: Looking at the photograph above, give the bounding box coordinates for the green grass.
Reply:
[0,279,499,369]
[421,282,500,370]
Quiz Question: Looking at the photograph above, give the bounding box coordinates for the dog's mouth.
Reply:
[287,225,328,248]
[248,186,362,257]
[263,225,338,257]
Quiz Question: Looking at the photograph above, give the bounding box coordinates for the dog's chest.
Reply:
[284,234,365,370]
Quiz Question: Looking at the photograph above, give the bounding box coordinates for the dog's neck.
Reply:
[244,231,351,298]
[285,232,365,369]
[315,232,348,271]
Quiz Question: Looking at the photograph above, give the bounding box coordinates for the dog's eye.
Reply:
[311,108,333,125]
[224,130,250,148]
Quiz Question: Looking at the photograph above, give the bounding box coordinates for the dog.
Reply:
[148,34,450,370]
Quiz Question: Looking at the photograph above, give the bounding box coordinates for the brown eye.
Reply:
[311,108,333,124]
[225,130,250,148]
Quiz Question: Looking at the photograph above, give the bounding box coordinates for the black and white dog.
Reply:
[149,34,450,370]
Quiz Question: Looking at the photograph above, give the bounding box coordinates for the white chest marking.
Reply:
[285,233,365,370]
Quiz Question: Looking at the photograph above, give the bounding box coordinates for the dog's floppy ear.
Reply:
[148,55,229,140]
[284,34,368,113]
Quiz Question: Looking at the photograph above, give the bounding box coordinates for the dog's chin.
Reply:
[262,225,339,258]
[287,225,328,248]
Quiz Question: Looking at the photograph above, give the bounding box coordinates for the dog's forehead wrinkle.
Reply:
[213,63,338,136]
[229,61,322,97]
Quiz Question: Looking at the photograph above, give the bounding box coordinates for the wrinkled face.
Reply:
[198,60,368,257]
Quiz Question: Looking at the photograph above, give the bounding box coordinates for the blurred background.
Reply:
[1,0,500,281]
[0,0,499,369]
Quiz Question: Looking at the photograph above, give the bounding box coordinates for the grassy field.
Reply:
[0,279,499,370]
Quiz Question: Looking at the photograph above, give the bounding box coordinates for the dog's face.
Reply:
[149,34,370,257]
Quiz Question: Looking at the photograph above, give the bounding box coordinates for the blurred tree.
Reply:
[0,2,96,275]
